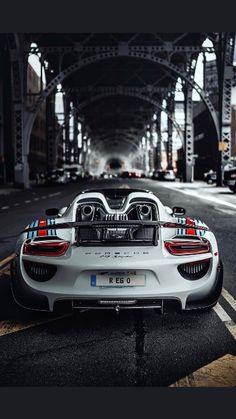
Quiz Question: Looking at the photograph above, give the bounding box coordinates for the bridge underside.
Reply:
[0,33,235,187]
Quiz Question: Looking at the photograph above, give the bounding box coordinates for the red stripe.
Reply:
[186,217,195,226]
[187,228,196,235]
[38,219,47,236]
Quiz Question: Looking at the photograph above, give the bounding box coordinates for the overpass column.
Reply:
[46,91,56,170]
[216,33,235,186]
[183,86,194,182]
[166,93,175,170]
[73,108,79,164]
[0,65,5,184]
[155,112,162,170]
[64,95,71,164]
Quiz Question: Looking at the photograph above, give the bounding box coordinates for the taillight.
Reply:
[178,259,210,280]
[23,241,70,257]
[230,174,236,179]
[164,239,210,256]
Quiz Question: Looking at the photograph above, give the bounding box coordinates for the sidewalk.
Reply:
[158,180,236,211]
[0,181,38,196]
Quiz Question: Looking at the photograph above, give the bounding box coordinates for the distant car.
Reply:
[47,169,69,185]
[100,172,113,179]
[152,170,176,181]
[11,188,223,313]
[223,168,236,192]
[203,170,217,185]
[121,171,140,178]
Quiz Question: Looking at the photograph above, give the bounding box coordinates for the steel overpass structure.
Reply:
[0,33,235,187]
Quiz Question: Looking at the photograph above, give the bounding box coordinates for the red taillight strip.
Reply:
[23,241,70,257]
[164,240,210,256]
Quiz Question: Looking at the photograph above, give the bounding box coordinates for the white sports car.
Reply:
[11,188,223,313]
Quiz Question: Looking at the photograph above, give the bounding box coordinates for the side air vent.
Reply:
[23,261,57,281]
[178,259,211,280]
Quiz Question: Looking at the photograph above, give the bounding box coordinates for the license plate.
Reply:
[90,273,146,287]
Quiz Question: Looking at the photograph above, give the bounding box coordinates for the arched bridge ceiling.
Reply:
[24,33,216,155]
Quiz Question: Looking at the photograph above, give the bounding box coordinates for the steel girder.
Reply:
[8,35,233,187]
[155,112,162,170]
[7,34,33,188]
[74,88,184,142]
[215,33,235,185]
[184,86,194,182]
[27,45,216,55]
[46,88,56,170]
[166,91,175,169]
[29,47,219,141]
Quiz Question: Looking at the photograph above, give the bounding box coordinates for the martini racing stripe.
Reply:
[177,217,207,237]
[27,219,56,239]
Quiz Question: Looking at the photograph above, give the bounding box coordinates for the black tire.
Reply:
[184,260,223,311]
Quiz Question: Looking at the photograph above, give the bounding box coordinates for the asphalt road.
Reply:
[0,178,235,386]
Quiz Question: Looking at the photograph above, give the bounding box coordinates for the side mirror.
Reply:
[172,206,186,216]
[58,206,68,216]
[45,208,59,216]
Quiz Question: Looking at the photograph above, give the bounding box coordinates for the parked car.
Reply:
[223,167,236,192]
[11,188,223,313]
[152,169,176,181]
[203,170,217,184]
[47,169,69,185]
[120,171,141,178]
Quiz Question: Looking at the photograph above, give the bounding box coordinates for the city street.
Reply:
[0,178,235,386]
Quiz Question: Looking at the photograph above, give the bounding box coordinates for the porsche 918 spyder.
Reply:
[11,188,223,313]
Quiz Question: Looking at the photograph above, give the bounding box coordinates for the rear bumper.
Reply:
[11,255,223,313]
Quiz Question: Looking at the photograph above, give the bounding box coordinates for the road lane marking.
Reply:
[159,183,236,210]
[222,288,236,312]
[34,197,39,201]
[41,196,47,199]
[213,303,236,340]
[0,313,72,337]
[0,254,15,269]
[48,192,61,197]
[1,206,9,210]
[14,203,20,207]
[24,200,31,204]
[169,354,236,387]
[119,184,130,189]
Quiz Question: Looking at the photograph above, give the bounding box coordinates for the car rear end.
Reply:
[12,190,222,313]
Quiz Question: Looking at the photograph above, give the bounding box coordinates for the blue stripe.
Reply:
[33,219,39,238]
[28,221,35,239]
[47,219,52,236]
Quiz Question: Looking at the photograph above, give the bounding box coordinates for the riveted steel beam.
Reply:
[166,91,175,169]
[75,89,184,142]
[27,45,215,55]
[215,33,235,185]
[28,48,219,147]
[183,86,194,182]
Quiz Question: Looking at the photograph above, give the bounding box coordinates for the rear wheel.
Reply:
[184,260,223,312]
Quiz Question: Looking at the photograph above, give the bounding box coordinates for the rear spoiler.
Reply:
[22,220,210,234]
